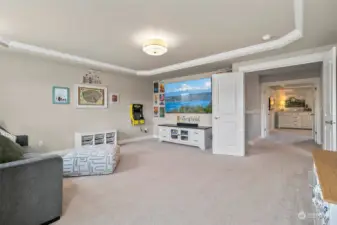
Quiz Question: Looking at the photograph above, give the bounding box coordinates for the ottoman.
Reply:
[62,144,120,177]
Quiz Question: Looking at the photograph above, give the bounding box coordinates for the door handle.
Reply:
[214,116,220,120]
[325,120,336,125]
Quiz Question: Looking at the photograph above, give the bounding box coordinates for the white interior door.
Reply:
[322,47,336,151]
[265,88,272,136]
[212,72,245,156]
[313,87,318,143]
[312,88,316,141]
[261,87,271,138]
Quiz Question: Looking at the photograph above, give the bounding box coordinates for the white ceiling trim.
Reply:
[238,52,324,73]
[8,41,137,74]
[0,0,303,76]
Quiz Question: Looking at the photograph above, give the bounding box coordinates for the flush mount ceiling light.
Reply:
[0,37,9,47]
[142,39,168,56]
[262,34,272,41]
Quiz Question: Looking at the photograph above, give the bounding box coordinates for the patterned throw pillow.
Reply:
[0,135,24,163]
[0,126,17,143]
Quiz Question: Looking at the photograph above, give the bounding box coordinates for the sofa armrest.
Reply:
[0,155,63,225]
[16,135,28,147]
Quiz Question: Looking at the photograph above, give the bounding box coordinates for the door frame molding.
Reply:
[260,78,321,143]
[237,49,334,148]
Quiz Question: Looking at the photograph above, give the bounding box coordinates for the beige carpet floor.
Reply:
[57,130,317,225]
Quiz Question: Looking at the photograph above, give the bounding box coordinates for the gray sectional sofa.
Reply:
[0,153,63,225]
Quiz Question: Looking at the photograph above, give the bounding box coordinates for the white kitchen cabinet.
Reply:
[277,112,313,129]
[301,114,313,129]
[158,124,212,150]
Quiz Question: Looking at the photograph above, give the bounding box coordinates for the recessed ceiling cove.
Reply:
[0,0,307,75]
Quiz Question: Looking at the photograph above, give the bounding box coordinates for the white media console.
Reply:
[158,124,212,150]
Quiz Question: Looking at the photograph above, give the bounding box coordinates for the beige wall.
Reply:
[0,52,153,152]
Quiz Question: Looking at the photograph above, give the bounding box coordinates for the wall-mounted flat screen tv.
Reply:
[165,78,212,113]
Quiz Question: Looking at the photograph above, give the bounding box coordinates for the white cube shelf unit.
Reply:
[75,130,117,148]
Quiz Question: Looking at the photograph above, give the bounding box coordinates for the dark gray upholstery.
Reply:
[0,155,63,225]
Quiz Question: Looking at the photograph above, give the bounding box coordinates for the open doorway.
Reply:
[264,83,318,145]
[213,47,335,156]
[261,63,322,146]
[259,63,322,146]
[245,62,323,147]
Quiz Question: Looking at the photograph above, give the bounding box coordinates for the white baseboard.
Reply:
[45,135,156,155]
[248,136,262,146]
[118,135,155,145]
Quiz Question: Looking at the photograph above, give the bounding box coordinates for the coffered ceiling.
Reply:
[0,0,336,76]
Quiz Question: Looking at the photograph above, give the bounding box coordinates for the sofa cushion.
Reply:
[0,126,17,143]
[0,135,24,163]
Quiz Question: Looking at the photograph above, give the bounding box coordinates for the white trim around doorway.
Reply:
[236,49,329,148]
[261,78,321,144]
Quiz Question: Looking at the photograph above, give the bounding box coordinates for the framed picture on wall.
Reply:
[159,94,165,105]
[154,94,159,105]
[154,81,159,93]
[154,107,159,117]
[52,86,70,104]
[160,107,165,118]
[75,84,108,109]
[110,93,120,104]
[159,82,165,93]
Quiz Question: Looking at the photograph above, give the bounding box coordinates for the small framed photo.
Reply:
[110,93,120,104]
[160,107,165,118]
[159,82,165,93]
[159,94,165,105]
[154,81,159,93]
[154,106,159,117]
[154,94,159,105]
[53,86,70,104]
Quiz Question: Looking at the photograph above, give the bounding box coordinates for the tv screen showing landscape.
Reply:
[165,78,212,113]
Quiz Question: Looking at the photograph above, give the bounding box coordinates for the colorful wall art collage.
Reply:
[153,81,165,118]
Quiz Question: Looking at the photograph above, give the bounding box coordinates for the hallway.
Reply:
[267,129,315,147]
[251,128,318,158]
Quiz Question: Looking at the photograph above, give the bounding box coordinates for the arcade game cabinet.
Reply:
[130,104,145,126]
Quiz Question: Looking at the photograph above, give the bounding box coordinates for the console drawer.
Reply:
[191,130,203,139]
[160,135,169,141]
[159,127,169,135]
